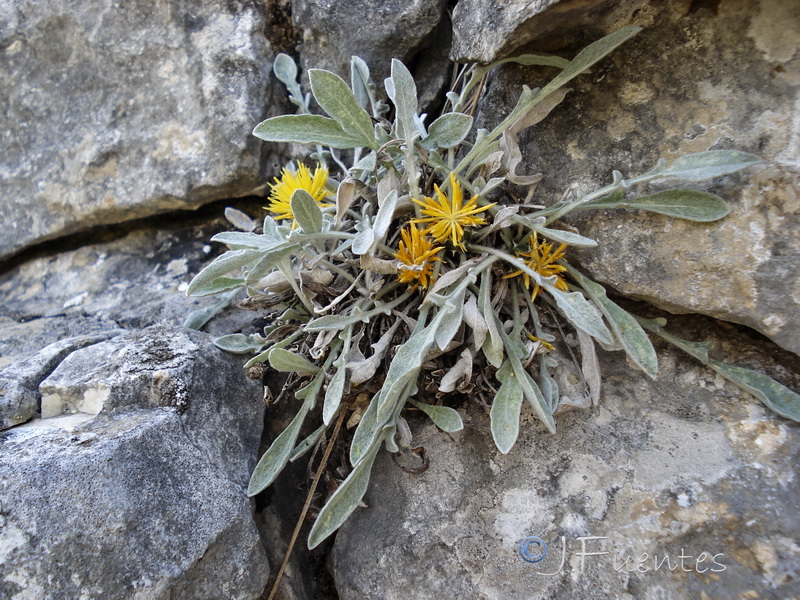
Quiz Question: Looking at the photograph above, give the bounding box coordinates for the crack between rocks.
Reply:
[1,329,127,430]
[0,195,267,277]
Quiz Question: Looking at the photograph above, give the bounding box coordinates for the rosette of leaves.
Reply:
[186,26,800,549]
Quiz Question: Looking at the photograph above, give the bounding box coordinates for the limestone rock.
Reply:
[0,330,123,431]
[0,211,260,336]
[472,0,800,354]
[0,326,269,599]
[0,0,272,260]
[332,328,800,599]
[293,0,448,85]
[451,0,650,63]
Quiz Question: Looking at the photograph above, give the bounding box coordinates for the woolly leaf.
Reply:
[548,288,614,346]
[389,59,418,142]
[187,249,261,296]
[490,361,524,454]
[410,400,464,433]
[268,348,320,376]
[291,189,323,233]
[585,190,731,222]
[308,441,381,549]
[248,406,309,496]
[569,266,658,379]
[309,69,376,149]
[662,150,761,182]
[213,334,264,355]
[422,113,473,149]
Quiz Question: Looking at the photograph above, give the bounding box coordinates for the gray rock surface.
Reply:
[471,0,800,354]
[332,323,800,599]
[293,0,448,85]
[0,210,259,334]
[451,0,650,62]
[0,0,272,260]
[0,330,122,431]
[0,326,269,600]
[0,208,266,430]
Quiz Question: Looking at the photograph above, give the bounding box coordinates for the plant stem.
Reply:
[266,405,348,600]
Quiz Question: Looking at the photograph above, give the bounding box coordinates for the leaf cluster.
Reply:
[185,27,796,549]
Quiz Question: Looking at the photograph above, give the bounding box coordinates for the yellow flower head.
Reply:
[395,225,444,290]
[412,172,493,250]
[505,233,569,300]
[266,163,332,223]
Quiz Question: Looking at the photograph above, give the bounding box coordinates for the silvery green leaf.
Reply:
[268,348,320,376]
[253,115,365,149]
[211,231,284,249]
[637,318,713,360]
[661,150,761,182]
[309,69,377,149]
[706,360,800,423]
[291,189,323,233]
[350,55,372,109]
[576,329,601,405]
[213,334,264,355]
[307,293,410,331]
[584,189,731,222]
[569,267,657,378]
[377,326,436,421]
[497,321,556,433]
[641,320,799,423]
[187,249,261,296]
[548,288,614,345]
[538,26,641,99]
[479,271,504,367]
[383,430,400,453]
[245,245,297,285]
[350,390,384,465]
[428,258,479,295]
[462,294,487,350]
[335,179,357,227]
[262,215,283,240]
[248,405,309,496]
[490,361,524,454]
[351,219,374,255]
[482,177,506,196]
[409,399,463,433]
[296,372,326,409]
[527,224,598,247]
[183,289,238,330]
[273,53,299,89]
[520,368,555,433]
[323,363,347,425]
[289,424,326,462]
[244,348,272,369]
[389,59,418,141]
[539,356,559,411]
[308,441,381,549]
[352,151,376,172]
[306,311,368,332]
[372,189,398,243]
[422,113,473,149]
[490,53,571,69]
[435,287,467,351]
[183,277,243,303]
[224,207,256,232]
